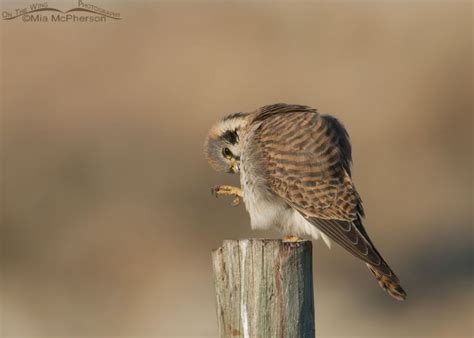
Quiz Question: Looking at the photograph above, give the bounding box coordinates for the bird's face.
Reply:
[204,113,247,174]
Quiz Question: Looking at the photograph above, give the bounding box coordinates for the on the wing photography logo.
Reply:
[2,1,121,23]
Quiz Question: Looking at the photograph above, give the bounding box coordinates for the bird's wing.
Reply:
[252,105,391,274]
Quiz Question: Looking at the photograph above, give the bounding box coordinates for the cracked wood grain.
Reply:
[212,239,315,338]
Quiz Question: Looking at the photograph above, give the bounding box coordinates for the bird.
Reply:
[204,103,406,301]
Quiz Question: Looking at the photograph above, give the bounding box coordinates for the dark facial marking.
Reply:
[222,129,239,145]
[223,112,247,121]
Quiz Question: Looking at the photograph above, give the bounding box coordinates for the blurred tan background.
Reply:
[1,0,473,337]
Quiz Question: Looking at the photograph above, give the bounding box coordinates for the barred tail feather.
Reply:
[367,264,407,301]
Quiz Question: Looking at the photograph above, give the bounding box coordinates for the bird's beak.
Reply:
[230,160,240,173]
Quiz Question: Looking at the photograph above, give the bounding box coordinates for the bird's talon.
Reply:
[211,185,221,198]
[283,235,301,242]
[231,196,241,206]
[211,185,243,206]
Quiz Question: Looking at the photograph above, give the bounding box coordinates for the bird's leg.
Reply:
[212,185,243,206]
[283,234,301,242]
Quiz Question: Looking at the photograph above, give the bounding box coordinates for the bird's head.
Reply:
[204,112,248,174]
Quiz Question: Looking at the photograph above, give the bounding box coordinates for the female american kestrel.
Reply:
[204,103,406,301]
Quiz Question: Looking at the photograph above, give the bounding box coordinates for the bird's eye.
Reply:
[222,147,233,159]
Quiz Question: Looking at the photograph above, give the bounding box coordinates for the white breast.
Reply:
[240,163,283,231]
[239,157,331,248]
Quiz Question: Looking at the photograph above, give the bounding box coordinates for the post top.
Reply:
[212,238,312,254]
[221,238,311,244]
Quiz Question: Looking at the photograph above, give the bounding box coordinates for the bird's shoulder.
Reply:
[246,104,362,222]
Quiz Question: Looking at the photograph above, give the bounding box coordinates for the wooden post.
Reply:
[212,239,315,338]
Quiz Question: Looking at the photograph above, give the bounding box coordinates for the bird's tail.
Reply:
[367,264,407,301]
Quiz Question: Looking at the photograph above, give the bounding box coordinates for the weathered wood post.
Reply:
[212,239,315,337]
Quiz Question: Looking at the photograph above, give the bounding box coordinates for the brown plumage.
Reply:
[204,103,407,300]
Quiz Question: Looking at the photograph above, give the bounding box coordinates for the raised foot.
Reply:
[211,185,243,206]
